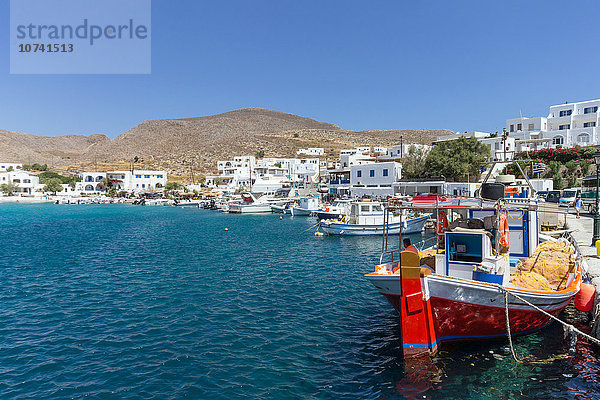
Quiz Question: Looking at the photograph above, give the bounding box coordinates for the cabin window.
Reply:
[361,205,370,212]
[383,169,389,177]
[357,170,362,177]
[369,170,375,177]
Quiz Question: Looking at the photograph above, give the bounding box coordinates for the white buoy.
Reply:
[224,228,229,231]
[280,216,283,220]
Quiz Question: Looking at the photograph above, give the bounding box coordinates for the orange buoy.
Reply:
[574,283,595,312]
[224,228,229,232]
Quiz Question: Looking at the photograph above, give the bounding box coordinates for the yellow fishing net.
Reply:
[510,240,575,291]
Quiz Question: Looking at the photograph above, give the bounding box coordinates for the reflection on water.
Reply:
[0,204,597,399]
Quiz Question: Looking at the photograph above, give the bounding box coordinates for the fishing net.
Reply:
[510,240,575,290]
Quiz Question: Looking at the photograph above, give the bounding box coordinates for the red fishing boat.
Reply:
[365,189,588,357]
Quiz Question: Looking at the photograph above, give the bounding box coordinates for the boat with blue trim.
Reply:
[364,184,588,357]
[320,199,430,235]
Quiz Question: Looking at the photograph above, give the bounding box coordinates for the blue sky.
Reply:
[2,0,600,138]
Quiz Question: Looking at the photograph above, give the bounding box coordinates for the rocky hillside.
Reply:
[0,130,109,165]
[1,108,452,176]
[77,108,450,176]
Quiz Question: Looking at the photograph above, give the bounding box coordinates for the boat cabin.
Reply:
[348,201,385,225]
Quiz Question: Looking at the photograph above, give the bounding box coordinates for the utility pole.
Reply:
[400,136,404,158]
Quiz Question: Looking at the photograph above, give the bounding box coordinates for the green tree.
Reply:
[553,175,563,190]
[401,145,428,179]
[0,182,18,195]
[43,178,63,194]
[165,182,182,191]
[98,177,112,190]
[424,137,490,181]
[6,166,13,172]
[39,171,78,185]
[255,150,265,159]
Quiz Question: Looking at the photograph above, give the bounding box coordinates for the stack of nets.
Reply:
[419,248,437,270]
[510,240,576,291]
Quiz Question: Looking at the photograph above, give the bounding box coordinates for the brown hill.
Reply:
[78,108,451,176]
[0,130,109,165]
[0,108,452,176]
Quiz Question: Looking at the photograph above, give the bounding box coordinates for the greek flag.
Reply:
[532,162,546,174]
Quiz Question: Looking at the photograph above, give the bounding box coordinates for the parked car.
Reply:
[559,188,582,207]
[541,190,561,203]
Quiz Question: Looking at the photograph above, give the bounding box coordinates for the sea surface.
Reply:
[0,203,598,399]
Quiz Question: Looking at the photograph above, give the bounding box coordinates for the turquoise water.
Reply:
[0,204,598,399]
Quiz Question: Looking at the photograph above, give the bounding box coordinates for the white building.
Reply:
[0,163,23,172]
[380,144,432,160]
[297,148,324,156]
[0,170,39,195]
[78,172,107,193]
[435,131,491,143]
[350,162,402,198]
[506,99,600,151]
[106,171,167,192]
[479,136,517,162]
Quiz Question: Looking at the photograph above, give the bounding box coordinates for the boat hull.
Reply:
[315,211,345,220]
[228,204,272,213]
[290,207,320,216]
[367,273,578,356]
[321,215,429,235]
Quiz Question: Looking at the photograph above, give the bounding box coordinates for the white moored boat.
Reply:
[290,196,323,216]
[320,200,430,235]
[228,192,287,214]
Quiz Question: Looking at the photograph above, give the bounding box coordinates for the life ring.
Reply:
[437,210,448,241]
[498,214,509,247]
[325,208,330,212]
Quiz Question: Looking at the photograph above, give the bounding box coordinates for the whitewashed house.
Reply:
[78,172,107,193]
[0,163,23,172]
[0,170,39,195]
[350,162,402,198]
[297,148,324,156]
[505,99,600,151]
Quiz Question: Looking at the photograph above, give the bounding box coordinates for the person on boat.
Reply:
[403,238,418,254]
[573,195,583,219]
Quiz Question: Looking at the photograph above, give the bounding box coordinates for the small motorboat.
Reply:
[320,200,430,235]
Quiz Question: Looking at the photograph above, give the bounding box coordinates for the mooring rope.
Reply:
[504,289,522,362]
[495,283,600,363]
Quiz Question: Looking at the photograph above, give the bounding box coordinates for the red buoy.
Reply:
[574,283,595,312]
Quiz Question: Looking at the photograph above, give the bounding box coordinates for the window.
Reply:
[135,175,141,178]
[383,169,389,177]
[157,175,163,178]
[369,169,375,177]
[584,106,598,114]
[144,175,150,178]
[577,134,590,143]
[552,136,564,145]
[142,184,146,188]
[528,123,535,130]
[559,124,570,130]
[559,110,572,117]
[584,122,596,128]
[360,205,370,212]
[357,170,361,178]
[517,123,522,131]
[510,124,514,132]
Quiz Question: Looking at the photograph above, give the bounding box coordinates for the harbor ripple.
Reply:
[0,204,597,399]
